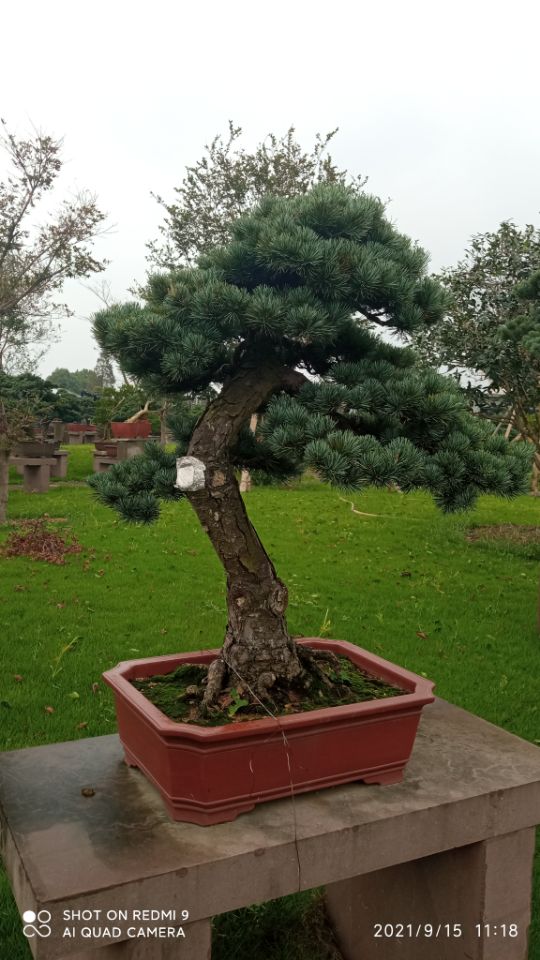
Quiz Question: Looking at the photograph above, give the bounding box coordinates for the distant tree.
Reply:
[501,269,540,354]
[0,121,106,372]
[412,222,540,445]
[47,367,102,396]
[0,371,54,407]
[94,352,116,390]
[496,268,540,490]
[0,121,105,518]
[0,371,91,422]
[412,223,540,492]
[147,122,365,269]
[49,389,95,424]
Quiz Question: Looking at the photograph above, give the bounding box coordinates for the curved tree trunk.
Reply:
[185,361,305,698]
[187,462,302,694]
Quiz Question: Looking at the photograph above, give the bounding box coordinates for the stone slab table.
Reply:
[8,457,56,492]
[1,699,539,960]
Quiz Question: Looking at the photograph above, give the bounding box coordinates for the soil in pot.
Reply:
[131,650,407,727]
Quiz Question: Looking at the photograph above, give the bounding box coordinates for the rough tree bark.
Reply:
[185,361,306,703]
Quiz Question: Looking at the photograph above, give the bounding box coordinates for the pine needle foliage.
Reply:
[89,186,532,521]
[501,269,540,357]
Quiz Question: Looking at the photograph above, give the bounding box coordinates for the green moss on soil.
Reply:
[131,651,406,726]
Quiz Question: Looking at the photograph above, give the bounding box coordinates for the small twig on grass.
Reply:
[339,498,380,517]
[338,497,425,521]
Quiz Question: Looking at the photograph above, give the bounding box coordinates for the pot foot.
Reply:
[124,748,139,768]
[362,768,403,785]
[165,800,257,825]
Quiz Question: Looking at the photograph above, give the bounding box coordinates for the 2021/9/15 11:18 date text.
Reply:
[373,923,520,938]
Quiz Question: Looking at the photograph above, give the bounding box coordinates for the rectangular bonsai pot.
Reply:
[103,639,435,825]
[111,421,152,439]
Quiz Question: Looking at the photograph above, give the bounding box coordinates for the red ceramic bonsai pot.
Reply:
[111,420,151,439]
[103,639,435,825]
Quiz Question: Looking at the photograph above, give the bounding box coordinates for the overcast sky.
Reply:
[2,0,539,377]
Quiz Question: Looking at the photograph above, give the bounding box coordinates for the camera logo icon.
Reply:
[22,909,52,938]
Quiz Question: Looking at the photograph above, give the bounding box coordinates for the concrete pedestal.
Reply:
[9,457,56,492]
[93,441,146,473]
[50,450,69,479]
[326,829,535,959]
[68,431,96,445]
[0,700,539,959]
[48,421,67,443]
[93,454,116,472]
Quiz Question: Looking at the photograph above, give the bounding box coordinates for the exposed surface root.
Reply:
[200,641,351,713]
[297,644,339,689]
[200,657,227,716]
[132,651,406,726]
[255,670,278,701]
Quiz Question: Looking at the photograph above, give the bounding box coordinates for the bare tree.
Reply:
[0,121,107,520]
[147,122,366,270]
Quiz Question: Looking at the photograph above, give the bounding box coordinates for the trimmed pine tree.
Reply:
[89,185,532,710]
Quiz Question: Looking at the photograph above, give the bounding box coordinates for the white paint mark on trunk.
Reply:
[175,456,206,491]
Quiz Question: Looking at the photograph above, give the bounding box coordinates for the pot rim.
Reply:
[103,638,435,742]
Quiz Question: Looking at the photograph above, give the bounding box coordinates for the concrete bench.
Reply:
[11,450,68,483]
[8,456,56,492]
[1,699,539,960]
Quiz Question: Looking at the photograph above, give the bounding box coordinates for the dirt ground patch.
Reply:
[466,523,540,545]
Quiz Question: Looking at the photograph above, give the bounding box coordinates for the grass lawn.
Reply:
[0,475,539,958]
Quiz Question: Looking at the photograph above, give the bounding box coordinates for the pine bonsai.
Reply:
[89,185,532,712]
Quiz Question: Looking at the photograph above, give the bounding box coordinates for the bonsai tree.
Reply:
[89,185,532,711]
